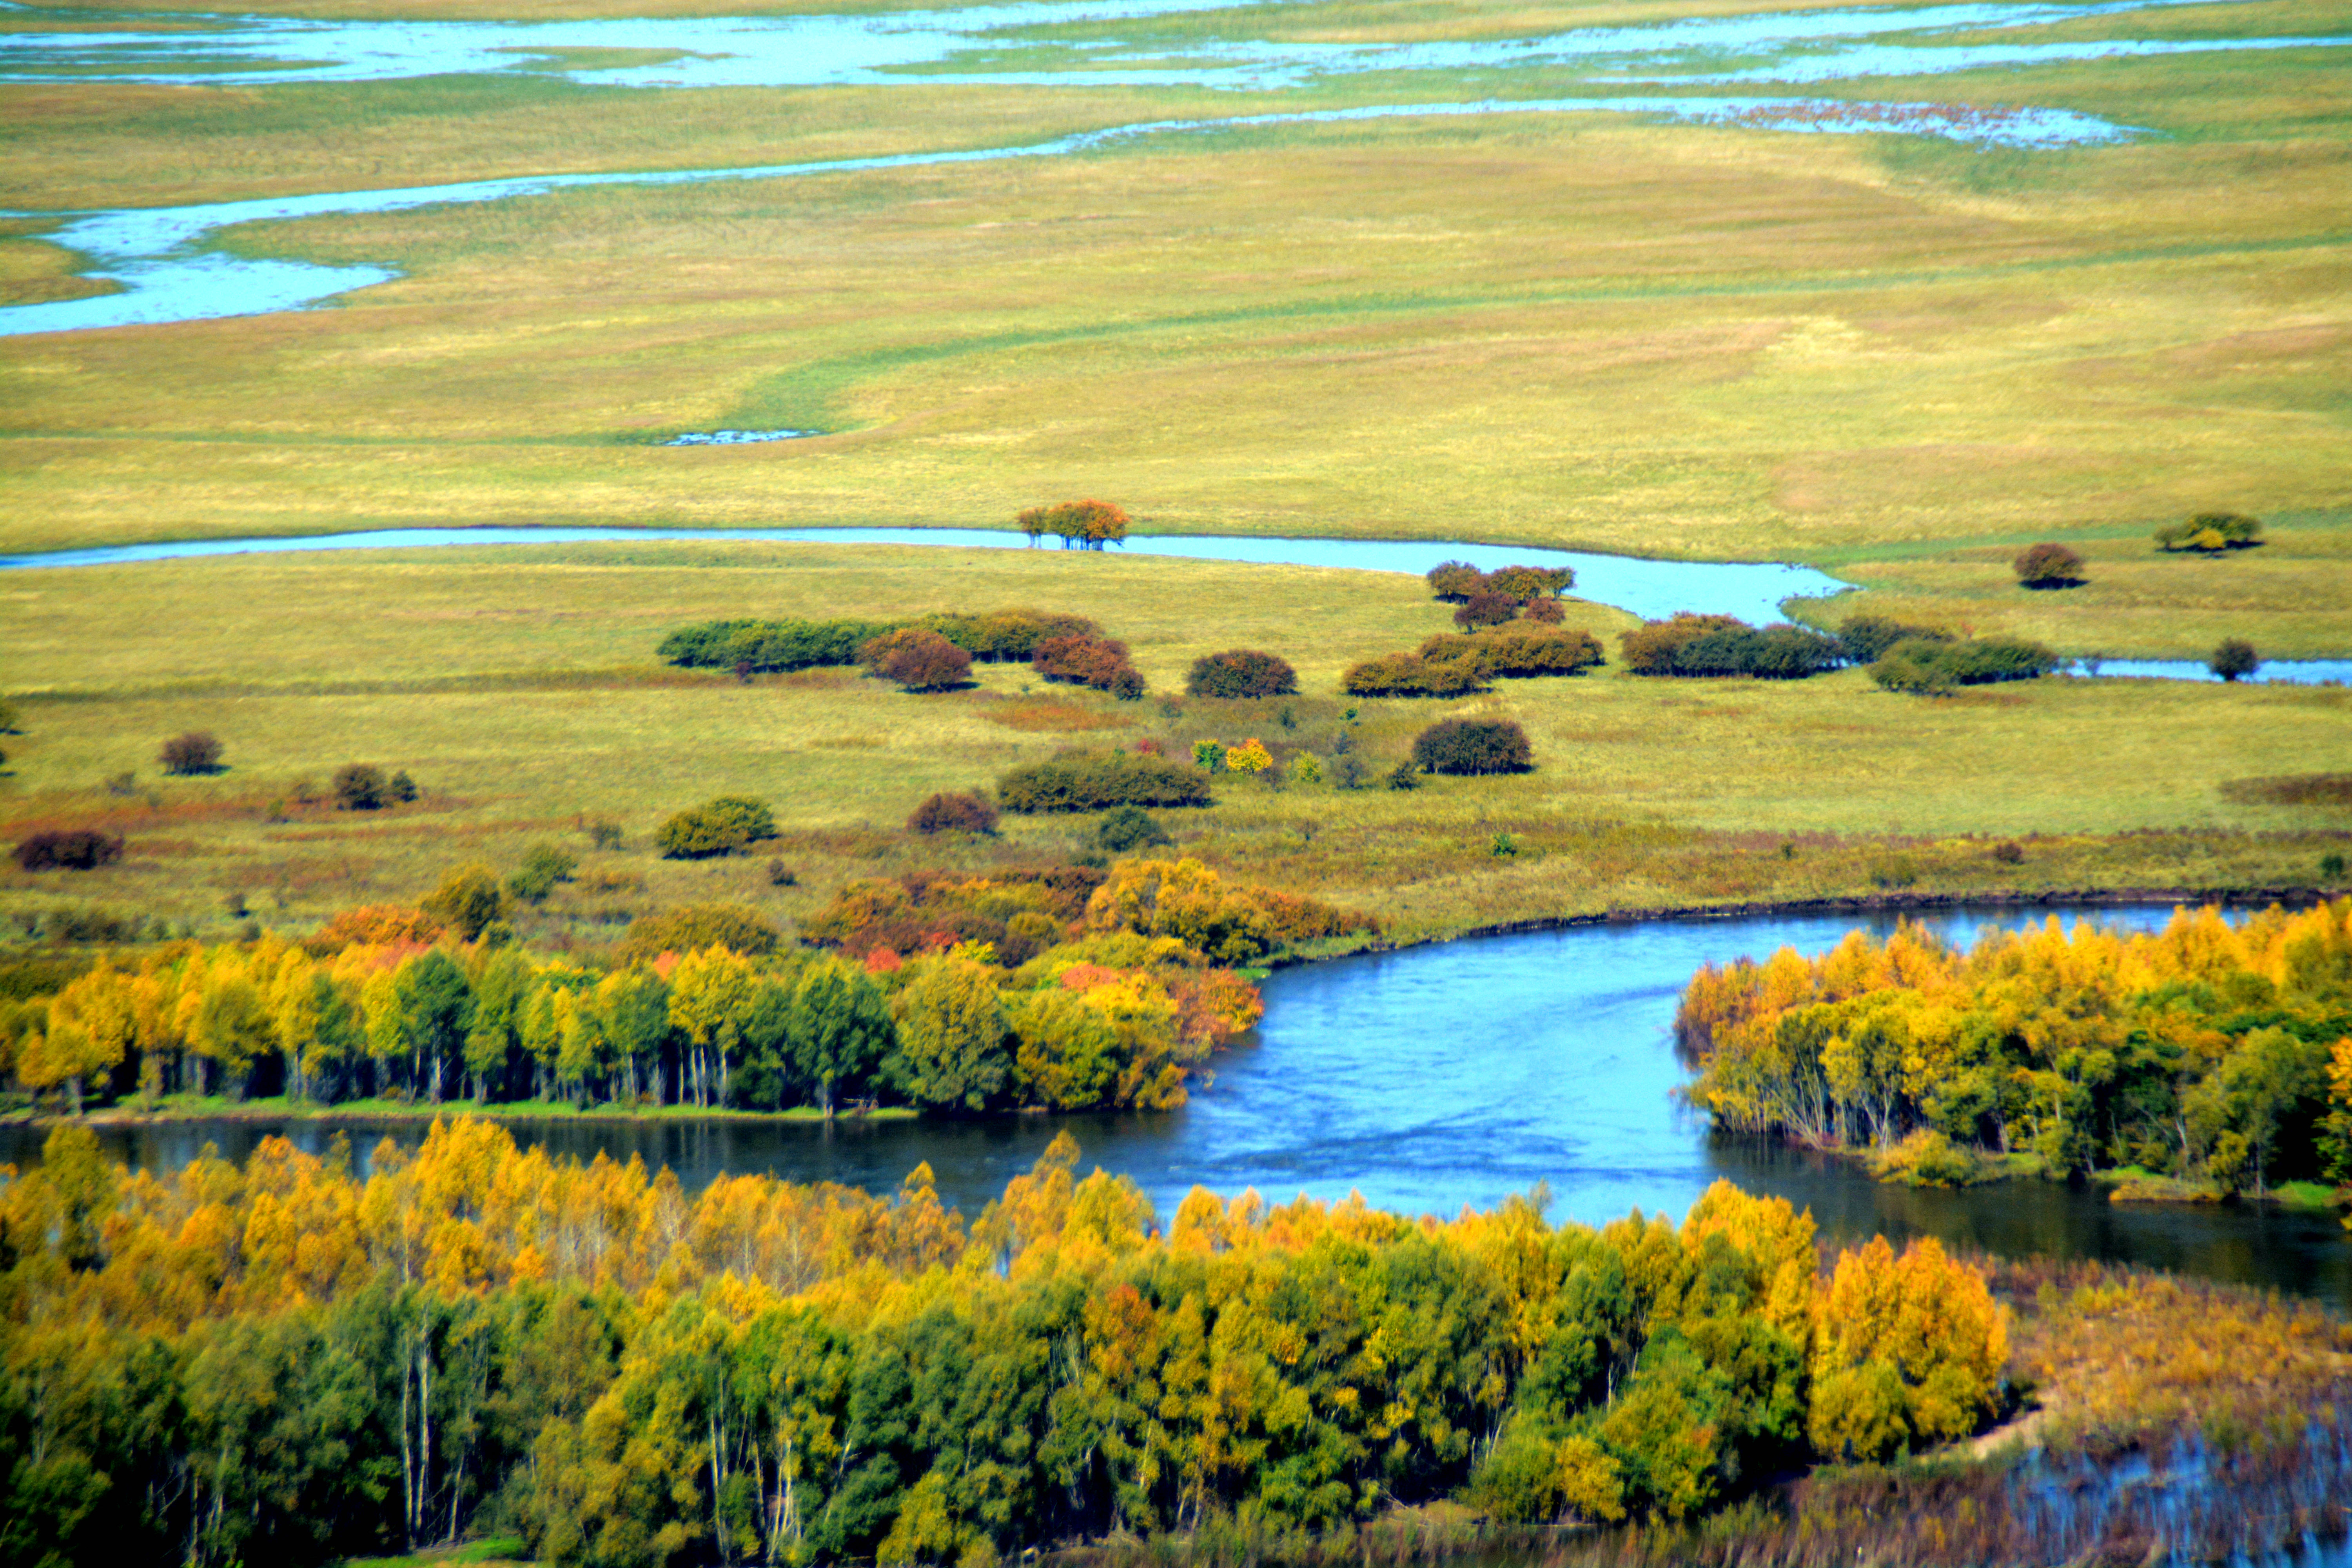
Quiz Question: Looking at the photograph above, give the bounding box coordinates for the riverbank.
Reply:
[4,1091,920,1133]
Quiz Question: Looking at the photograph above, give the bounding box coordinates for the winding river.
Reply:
[14,903,2348,1306]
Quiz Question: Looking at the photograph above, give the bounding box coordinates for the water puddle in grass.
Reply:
[662,428,817,445]
[0,93,2132,339]
[2076,657,2352,686]
[0,526,1852,625]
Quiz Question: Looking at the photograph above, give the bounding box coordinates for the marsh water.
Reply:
[17,902,2350,1307]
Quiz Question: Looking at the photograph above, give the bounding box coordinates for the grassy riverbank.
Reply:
[1,544,2345,945]
[9,1091,920,1129]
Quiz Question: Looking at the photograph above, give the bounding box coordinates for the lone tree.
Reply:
[334,763,388,811]
[2014,543,2087,590]
[2210,638,2260,683]
[1186,650,1298,699]
[1017,499,1131,551]
[159,731,224,775]
[1412,717,1533,775]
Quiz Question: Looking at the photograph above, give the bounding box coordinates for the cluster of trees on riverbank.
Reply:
[658,609,1103,675]
[1,860,1367,1119]
[0,1118,2009,1568]
[1677,901,2352,1194]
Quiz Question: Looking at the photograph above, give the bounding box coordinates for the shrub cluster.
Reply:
[158,731,223,775]
[332,763,416,811]
[2014,541,2087,588]
[908,791,999,835]
[1419,628,1605,678]
[997,750,1211,813]
[1425,560,1574,603]
[919,609,1099,661]
[802,865,1106,968]
[1833,615,1951,665]
[1185,649,1298,699]
[860,627,973,692]
[1034,634,1145,699]
[1016,497,1131,550]
[658,617,896,672]
[2156,511,2263,552]
[1452,592,1520,630]
[506,842,579,905]
[1868,635,2058,694]
[1620,614,1840,679]
[15,829,125,871]
[1342,653,1485,697]
[655,795,779,858]
[619,902,784,961]
[1411,717,1533,775]
[1095,802,1173,853]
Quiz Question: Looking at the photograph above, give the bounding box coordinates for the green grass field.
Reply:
[2,544,2341,947]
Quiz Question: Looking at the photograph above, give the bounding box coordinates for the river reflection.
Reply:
[9,903,2346,1305]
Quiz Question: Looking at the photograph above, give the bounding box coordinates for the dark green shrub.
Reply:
[1619,614,1744,674]
[1835,615,1951,665]
[656,796,778,858]
[389,770,417,804]
[1869,636,2058,694]
[2014,542,2086,588]
[2210,639,2259,682]
[421,864,510,940]
[1186,650,1298,699]
[507,842,579,904]
[658,617,896,672]
[997,751,1211,813]
[1385,759,1421,790]
[1621,616,1836,679]
[333,763,387,811]
[1412,718,1533,775]
[2323,853,2347,882]
[159,731,223,775]
[1095,803,1173,853]
[1342,654,1485,697]
[15,829,124,871]
[621,903,783,960]
[909,792,999,835]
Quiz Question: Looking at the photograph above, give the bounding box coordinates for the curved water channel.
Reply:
[13,903,2348,1306]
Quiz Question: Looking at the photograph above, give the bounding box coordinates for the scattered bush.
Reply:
[2210,638,2259,683]
[1385,760,1421,790]
[1452,592,1520,631]
[1034,634,1145,699]
[1342,654,1485,697]
[2324,853,2347,882]
[389,770,417,804]
[1288,753,1322,786]
[332,763,388,811]
[909,791,1000,835]
[1095,803,1173,853]
[2156,511,2263,552]
[861,628,974,692]
[1225,738,1273,776]
[585,818,624,851]
[1992,840,2025,865]
[1419,628,1605,679]
[1869,635,2060,695]
[997,751,1212,813]
[621,903,783,961]
[1412,717,1533,776]
[421,864,510,941]
[1424,560,1485,601]
[1523,597,1564,625]
[1621,614,1838,678]
[1016,498,1130,550]
[766,859,797,886]
[1191,740,1227,772]
[658,617,896,673]
[0,697,16,732]
[1186,649,1298,699]
[506,842,579,904]
[1835,615,1952,665]
[655,796,778,858]
[158,731,223,776]
[15,829,125,872]
[2014,542,2087,589]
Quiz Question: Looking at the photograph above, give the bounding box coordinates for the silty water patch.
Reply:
[0,94,2137,339]
[0,0,2305,89]
[662,428,817,445]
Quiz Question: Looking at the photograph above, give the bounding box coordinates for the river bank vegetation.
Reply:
[4,1119,2344,1568]
[1677,900,2352,1201]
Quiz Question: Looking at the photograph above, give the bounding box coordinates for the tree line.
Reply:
[0,1116,2008,1568]
[4,860,1370,1120]
[1676,900,2352,1195]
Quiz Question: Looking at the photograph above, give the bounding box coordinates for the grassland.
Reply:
[1,543,2341,949]
[0,0,2347,661]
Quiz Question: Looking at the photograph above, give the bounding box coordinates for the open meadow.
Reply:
[2,541,2343,946]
